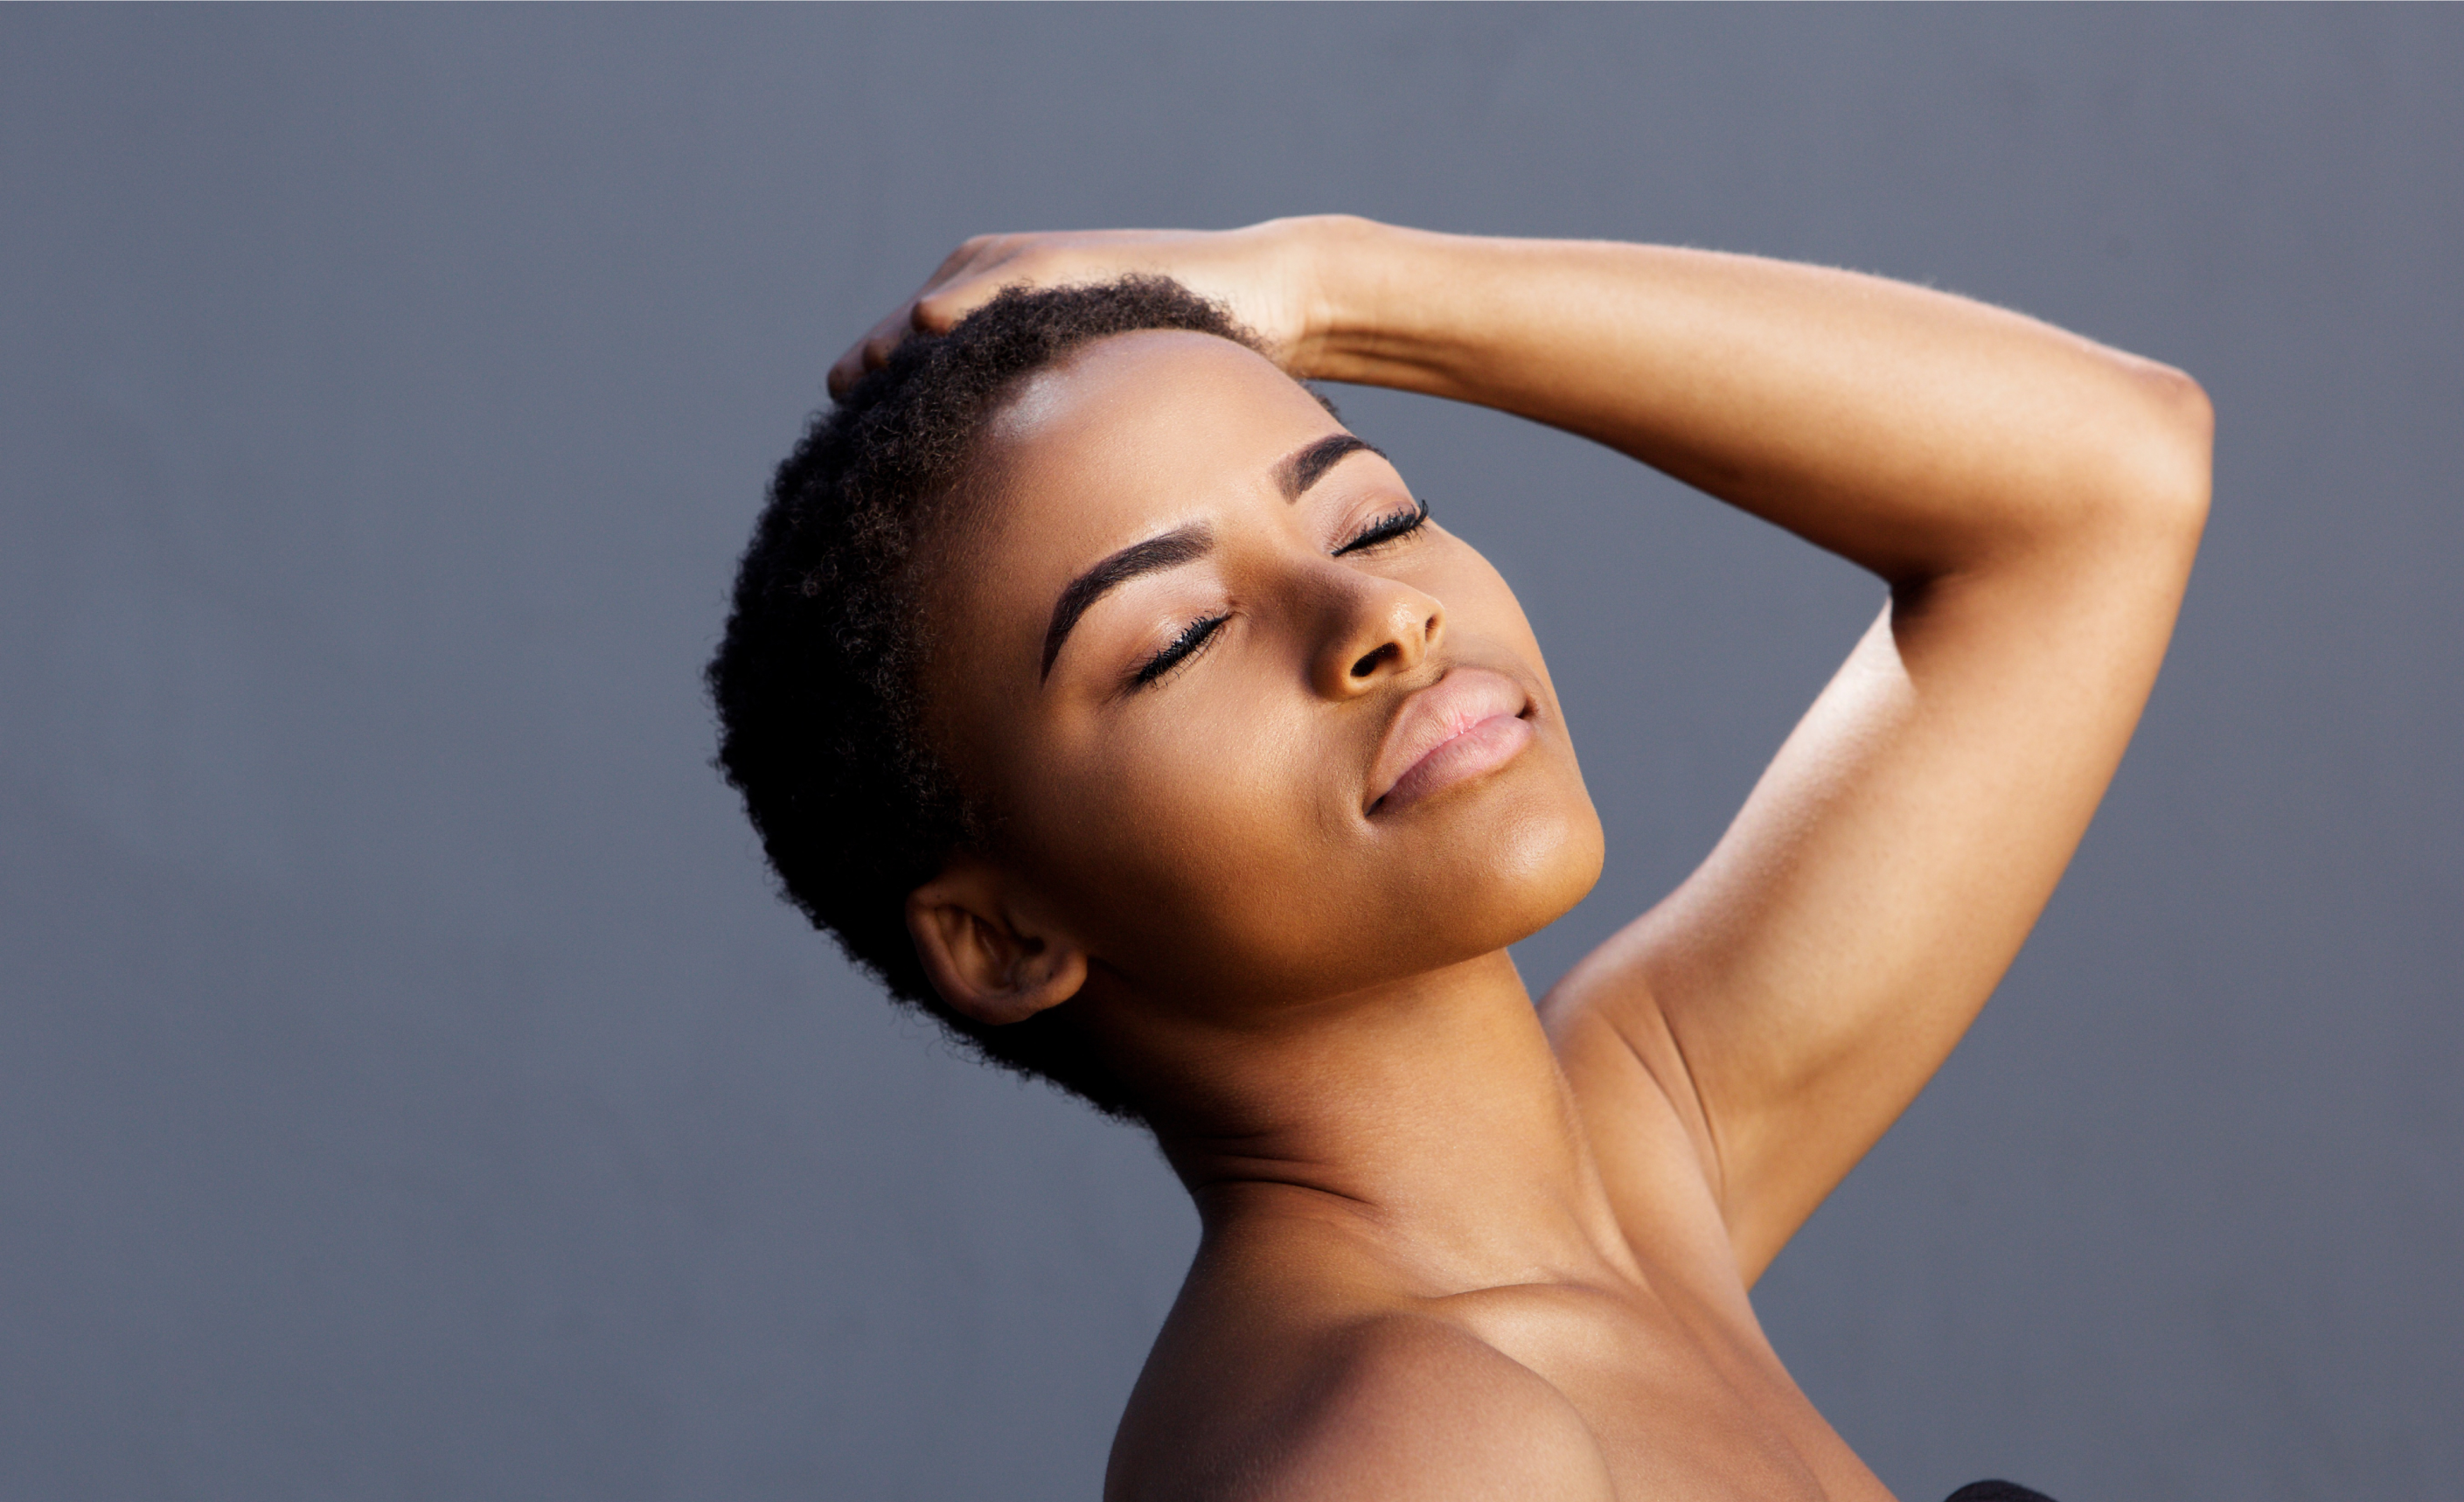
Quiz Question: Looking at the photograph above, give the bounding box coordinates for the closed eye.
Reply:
[1334,496,1431,556]
[1131,614,1229,689]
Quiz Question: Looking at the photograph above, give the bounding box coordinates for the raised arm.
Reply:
[1302,219,2210,1281]
[837,215,2212,1283]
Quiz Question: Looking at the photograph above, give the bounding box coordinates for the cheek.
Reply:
[1430,543,1550,667]
[1025,685,1356,977]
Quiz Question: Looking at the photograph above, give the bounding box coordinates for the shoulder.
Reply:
[1166,1312,1618,1502]
[1263,1315,1618,1500]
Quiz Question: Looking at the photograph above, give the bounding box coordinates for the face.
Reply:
[919,331,1603,1016]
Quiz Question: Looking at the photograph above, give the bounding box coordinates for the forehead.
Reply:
[931,330,1346,653]
[982,330,1339,511]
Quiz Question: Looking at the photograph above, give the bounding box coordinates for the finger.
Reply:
[827,339,873,401]
[911,236,1059,332]
[822,238,1050,398]
[827,305,918,400]
[827,323,871,395]
[894,236,1005,337]
[927,234,994,288]
[913,268,1028,333]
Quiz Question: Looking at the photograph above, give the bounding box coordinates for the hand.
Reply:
[826,218,1340,400]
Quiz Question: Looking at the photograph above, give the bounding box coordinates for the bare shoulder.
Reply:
[1111,1305,1617,1502]
[1263,1315,1620,1501]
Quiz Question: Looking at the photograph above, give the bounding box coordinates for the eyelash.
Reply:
[1129,496,1433,691]
[1335,495,1431,556]
[1133,614,1228,688]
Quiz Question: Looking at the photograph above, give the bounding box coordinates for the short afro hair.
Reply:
[706,275,1269,1122]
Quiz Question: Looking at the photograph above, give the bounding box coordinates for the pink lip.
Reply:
[1368,667,1535,816]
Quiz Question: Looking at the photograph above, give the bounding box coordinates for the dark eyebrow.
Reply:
[1041,525,1214,681]
[1274,434,1382,503]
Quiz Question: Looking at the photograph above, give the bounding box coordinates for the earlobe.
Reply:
[905,866,1089,1027]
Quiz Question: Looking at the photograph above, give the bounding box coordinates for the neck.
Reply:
[1099,949,1638,1294]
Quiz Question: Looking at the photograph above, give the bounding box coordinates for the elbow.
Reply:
[2116,358,2214,549]
[1904,353,2211,591]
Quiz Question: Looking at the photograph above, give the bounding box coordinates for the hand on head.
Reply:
[827,221,1335,400]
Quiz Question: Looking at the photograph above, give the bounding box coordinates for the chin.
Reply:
[1480,794,1608,947]
[1375,782,1605,973]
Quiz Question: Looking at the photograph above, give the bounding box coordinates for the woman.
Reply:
[709,216,2210,1500]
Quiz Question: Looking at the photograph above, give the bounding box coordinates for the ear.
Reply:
[904,857,1089,1027]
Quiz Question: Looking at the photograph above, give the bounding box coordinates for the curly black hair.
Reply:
[706,275,1271,1122]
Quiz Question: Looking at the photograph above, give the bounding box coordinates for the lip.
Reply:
[1367,666,1535,816]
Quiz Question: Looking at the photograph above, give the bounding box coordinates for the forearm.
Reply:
[1294,216,2211,582]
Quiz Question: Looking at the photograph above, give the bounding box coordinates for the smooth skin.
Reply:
[838,217,2211,1501]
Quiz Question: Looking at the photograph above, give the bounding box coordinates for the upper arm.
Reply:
[1554,377,2212,1282]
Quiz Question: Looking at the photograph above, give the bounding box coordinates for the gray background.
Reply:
[3,7,2455,1500]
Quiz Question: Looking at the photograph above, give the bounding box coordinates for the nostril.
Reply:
[1350,643,1398,678]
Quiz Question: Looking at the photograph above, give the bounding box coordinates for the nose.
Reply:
[1310,570,1445,699]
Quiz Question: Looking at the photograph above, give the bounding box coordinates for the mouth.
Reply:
[1367,666,1535,817]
